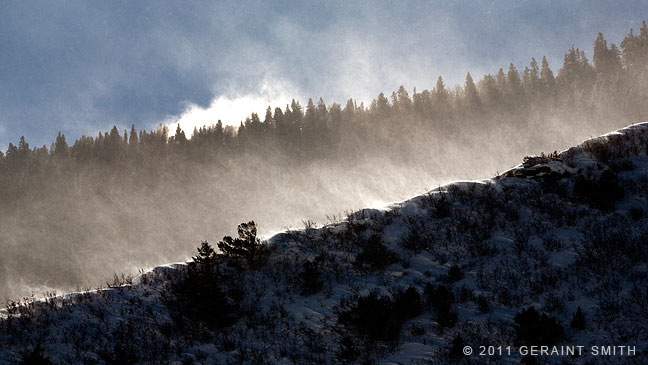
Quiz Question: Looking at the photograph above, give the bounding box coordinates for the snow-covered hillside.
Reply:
[2,123,648,364]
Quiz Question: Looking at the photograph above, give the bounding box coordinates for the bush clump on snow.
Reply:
[299,258,323,296]
[514,307,564,346]
[338,286,423,342]
[354,234,396,271]
[573,169,623,210]
[424,283,458,329]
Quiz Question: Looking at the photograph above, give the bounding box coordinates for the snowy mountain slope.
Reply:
[2,123,648,364]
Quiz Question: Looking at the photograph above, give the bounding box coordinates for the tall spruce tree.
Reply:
[53,132,69,159]
[464,72,481,110]
[507,63,522,102]
[540,56,556,91]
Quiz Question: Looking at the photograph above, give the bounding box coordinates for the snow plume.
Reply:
[166,76,299,135]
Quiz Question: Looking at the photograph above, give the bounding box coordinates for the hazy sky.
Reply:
[0,1,645,148]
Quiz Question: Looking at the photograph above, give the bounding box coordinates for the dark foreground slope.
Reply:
[2,123,648,364]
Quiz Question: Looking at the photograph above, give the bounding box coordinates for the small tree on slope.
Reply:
[166,241,239,329]
[217,221,270,269]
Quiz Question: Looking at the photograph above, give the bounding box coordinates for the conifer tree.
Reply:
[174,124,187,144]
[288,99,304,148]
[273,107,286,139]
[594,32,610,74]
[169,240,239,329]
[101,126,123,161]
[192,240,218,268]
[375,92,391,117]
[217,221,269,269]
[608,43,622,73]
[129,124,138,145]
[396,85,412,112]
[304,98,316,127]
[523,58,540,99]
[434,76,448,108]
[507,63,522,102]
[316,97,328,123]
[53,132,69,159]
[558,47,593,87]
[5,143,18,165]
[593,33,622,76]
[342,99,355,124]
[496,68,507,93]
[570,306,586,330]
[620,21,648,70]
[215,120,224,144]
[522,67,531,95]
[540,56,556,91]
[529,58,540,83]
[263,106,274,132]
[328,102,342,136]
[18,136,30,159]
[480,74,500,107]
[464,72,481,110]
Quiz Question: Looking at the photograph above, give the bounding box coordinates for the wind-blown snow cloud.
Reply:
[167,76,299,133]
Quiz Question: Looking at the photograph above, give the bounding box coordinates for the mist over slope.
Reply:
[0,113,635,304]
[2,123,648,364]
[1,23,648,304]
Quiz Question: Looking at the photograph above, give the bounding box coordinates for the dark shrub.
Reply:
[20,344,52,365]
[578,227,648,273]
[573,175,593,198]
[402,225,426,253]
[629,206,644,221]
[570,306,586,331]
[341,291,402,341]
[393,286,424,318]
[337,335,360,362]
[583,140,615,162]
[447,264,464,283]
[476,295,492,314]
[573,170,623,210]
[514,307,563,346]
[424,283,455,311]
[102,342,138,365]
[598,170,623,200]
[609,158,635,172]
[542,237,563,252]
[339,287,423,342]
[436,307,458,329]
[434,194,452,218]
[523,152,558,168]
[470,240,498,257]
[300,259,323,295]
[424,283,458,329]
[355,235,396,271]
[448,334,466,359]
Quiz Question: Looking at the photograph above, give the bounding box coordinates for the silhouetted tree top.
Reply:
[464,72,481,109]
